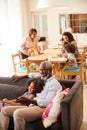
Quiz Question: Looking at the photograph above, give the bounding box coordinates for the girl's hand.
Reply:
[2,98,9,103]
[63,54,67,58]
[68,58,74,63]
[38,52,44,55]
[16,97,30,106]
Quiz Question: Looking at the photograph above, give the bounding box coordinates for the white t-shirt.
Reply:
[67,53,78,69]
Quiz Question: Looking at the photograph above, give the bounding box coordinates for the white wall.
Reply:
[27,0,87,46]
[76,34,87,46]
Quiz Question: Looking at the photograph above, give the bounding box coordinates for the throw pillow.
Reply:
[61,88,70,98]
[42,90,62,128]
[42,88,70,128]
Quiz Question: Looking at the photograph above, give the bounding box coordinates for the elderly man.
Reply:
[0,61,62,130]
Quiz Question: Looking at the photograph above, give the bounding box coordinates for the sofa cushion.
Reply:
[61,88,70,98]
[8,118,62,130]
[0,83,27,99]
[42,88,70,128]
[42,90,62,128]
[25,120,62,130]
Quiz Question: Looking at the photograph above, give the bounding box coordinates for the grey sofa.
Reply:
[0,76,83,130]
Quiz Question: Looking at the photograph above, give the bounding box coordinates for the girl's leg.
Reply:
[0,106,27,130]
[14,105,45,130]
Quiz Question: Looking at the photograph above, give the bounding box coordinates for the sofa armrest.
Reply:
[58,79,76,89]
[61,80,83,130]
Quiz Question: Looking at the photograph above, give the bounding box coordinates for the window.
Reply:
[59,14,66,34]
[32,11,48,39]
[59,13,87,33]
[0,0,23,75]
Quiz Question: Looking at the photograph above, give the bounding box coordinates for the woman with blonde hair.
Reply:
[21,28,41,59]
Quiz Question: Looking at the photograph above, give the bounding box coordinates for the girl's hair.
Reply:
[64,43,75,53]
[27,78,44,95]
[29,28,37,36]
[33,79,44,94]
[62,31,75,42]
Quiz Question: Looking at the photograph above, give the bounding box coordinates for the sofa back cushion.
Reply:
[58,80,76,89]
[0,83,27,99]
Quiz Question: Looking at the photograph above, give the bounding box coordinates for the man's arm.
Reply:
[16,97,37,106]
[29,99,37,105]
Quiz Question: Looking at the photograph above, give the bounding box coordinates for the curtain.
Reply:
[0,0,24,75]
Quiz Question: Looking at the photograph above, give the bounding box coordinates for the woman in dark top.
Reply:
[61,31,80,57]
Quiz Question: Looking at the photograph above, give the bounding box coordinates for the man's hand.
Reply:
[16,97,30,106]
[16,97,37,106]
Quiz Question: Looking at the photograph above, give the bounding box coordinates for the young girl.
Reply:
[63,43,78,69]
[1,78,44,106]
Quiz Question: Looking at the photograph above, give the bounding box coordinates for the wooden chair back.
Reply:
[61,53,86,84]
[58,42,62,51]
[78,47,84,54]
[12,52,29,75]
[26,58,48,73]
[83,47,87,69]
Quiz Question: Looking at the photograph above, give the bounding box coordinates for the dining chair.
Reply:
[61,53,86,84]
[28,48,35,56]
[26,58,48,73]
[12,52,29,75]
[78,46,85,55]
[58,42,62,51]
[84,47,87,69]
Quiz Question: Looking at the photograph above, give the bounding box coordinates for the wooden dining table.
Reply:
[24,48,67,79]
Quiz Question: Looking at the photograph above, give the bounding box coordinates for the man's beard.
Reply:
[41,74,50,81]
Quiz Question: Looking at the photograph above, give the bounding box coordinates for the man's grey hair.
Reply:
[40,61,52,70]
